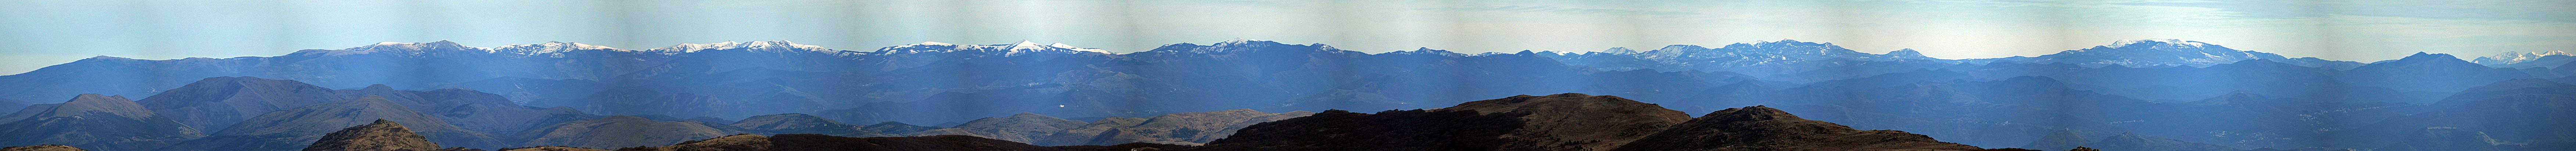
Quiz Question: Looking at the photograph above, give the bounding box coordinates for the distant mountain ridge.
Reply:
[0,38,2568,151]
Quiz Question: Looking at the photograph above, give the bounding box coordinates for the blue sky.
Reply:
[2,0,2570,74]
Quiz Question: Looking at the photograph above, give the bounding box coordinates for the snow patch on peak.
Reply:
[1012,41,1043,46]
[492,41,618,57]
[343,40,487,53]
[2107,39,2210,48]
[646,40,831,53]
[2471,50,2574,65]
[1212,38,1279,47]
[876,41,1114,56]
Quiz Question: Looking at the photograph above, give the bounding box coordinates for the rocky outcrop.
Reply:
[1613,105,1984,151]
[301,119,443,151]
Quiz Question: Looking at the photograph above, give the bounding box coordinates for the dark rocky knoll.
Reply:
[1197,93,1991,151]
[1615,105,1984,151]
[0,94,203,151]
[301,119,481,151]
[1185,108,1530,151]
[1434,93,1692,150]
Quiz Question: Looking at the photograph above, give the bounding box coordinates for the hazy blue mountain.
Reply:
[0,94,203,151]
[162,96,504,151]
[2338,79,2576,150]
[2340,53,2536,92]
[135,77,352,132]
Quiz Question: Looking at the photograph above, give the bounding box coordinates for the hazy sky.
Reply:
[2,0,2571,74]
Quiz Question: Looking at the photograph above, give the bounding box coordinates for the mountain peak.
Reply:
[1886,49,1930,58]
[2381,52,2467,65]
[1011,40,1043,47]
[3,94,155,122]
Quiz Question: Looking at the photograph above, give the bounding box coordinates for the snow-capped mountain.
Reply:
[2471,50,2574,67]
[873,41,1113,57]
[1975,39,2357,69]
[490,41,617,57]
[293,40,490,56]
[643,40,837,54]
[1528,39,1945,76]
[1633,39,1934,62]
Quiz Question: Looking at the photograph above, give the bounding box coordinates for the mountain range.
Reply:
[0,38,2570,151]
[279,93,2046,151]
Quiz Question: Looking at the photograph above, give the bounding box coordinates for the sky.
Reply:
[1,0,2571,74]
